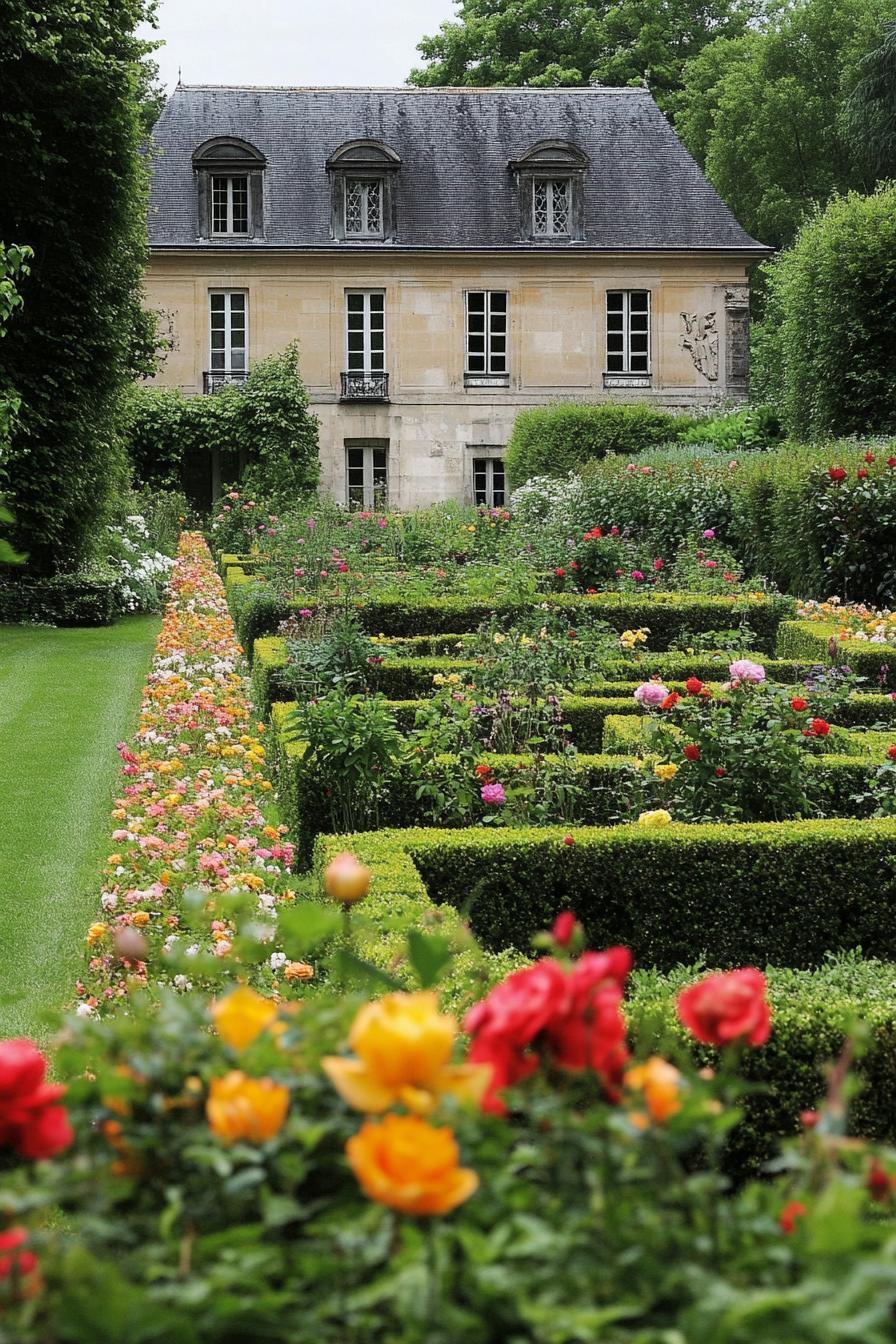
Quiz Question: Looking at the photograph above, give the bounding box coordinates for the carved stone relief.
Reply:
[724,288,750,393]
[680,311,719,382]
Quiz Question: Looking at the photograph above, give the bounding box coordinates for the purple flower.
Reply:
[729,659,765,684]
[634,682,671,707]
[481,782,506,806]
[703,528,716,540]
[298,608,313,619]
[306,517,316,531]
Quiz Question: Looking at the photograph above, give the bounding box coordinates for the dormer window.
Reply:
[193,138,266,240]
[345,177,383,237]
[533,178,571,237]
[328,140,400,242]
[509,141,588,243]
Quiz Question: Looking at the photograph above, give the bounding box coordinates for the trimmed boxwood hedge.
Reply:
[777,620,896,685]
[234,583,793,653]
[311,828,896,1175]
[0,573,120,626]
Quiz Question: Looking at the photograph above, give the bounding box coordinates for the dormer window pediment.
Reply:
[328,140,400,242]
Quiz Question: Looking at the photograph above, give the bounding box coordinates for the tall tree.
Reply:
[0,0,159,574]
[673,0,890,248]
[409,0,763,110]
[844,19,896,181]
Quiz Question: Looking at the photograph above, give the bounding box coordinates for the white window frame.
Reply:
[343,177,385,238]
[210,175,250,236]
[471,454,506,508]
[465,291,509,378]
[606,290,651,375]
[532,177,572,237]
[208,290,248,373]
[345,290,386,374]
[345,441,389,511]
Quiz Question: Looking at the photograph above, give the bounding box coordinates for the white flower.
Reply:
[76,1002,96,1017]
[270,951,287,971]
[173,974,192,991]
[184,943,200,958]
[101,892,118,911]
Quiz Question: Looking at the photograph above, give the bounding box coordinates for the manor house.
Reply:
[145,85,767,508]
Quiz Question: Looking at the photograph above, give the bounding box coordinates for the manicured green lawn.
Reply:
[0,617,160,1040]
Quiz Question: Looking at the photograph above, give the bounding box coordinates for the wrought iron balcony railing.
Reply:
[203,370,249,394]
[340,371,390,401]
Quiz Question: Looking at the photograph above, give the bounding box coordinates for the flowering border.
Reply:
[77,533,297,1015]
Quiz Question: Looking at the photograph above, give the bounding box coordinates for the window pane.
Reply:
[550,179,570,234]
[533,179,549,235]
[347,293,364,313]
[607,292,624,312]
[492,461,505,506]
[467,293,485,314]
[212,177,228,232]
[490,293,507,313]
[366,180,382,233]
[231,177,248,233]
[369,292,384,315]
[230,293,245,316]
[345,180,363,233]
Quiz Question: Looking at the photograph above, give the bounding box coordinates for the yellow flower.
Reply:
[324,851,371,905]
[206,1071,289,1143]
[432,674,446,687]
[446,674,461,685]
[323,991,490,1115]
[284,960,315,982]
[347,1114,478,1216]
[493,633,506,645]
[211,986,280,1051]
[638,809,673,828]
[86,922,108,944]
[653,762,679,782]
[625,1056,684,1126]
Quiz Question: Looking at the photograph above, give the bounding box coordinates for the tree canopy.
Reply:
[409,0,763,109]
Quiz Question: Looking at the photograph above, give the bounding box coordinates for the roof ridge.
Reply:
[173,83,651,96]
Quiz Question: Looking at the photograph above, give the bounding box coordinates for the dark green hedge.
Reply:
[628,957,896,1177]
[236,586,793,652]
[0,572,119,625]
[505,403,693,486]
[402,821,896,969]
[777,620,896,686]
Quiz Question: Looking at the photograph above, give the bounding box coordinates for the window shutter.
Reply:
[249,174,263,238]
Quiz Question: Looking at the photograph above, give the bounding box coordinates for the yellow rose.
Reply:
[347,1114,478,1216]
[323,991,490,1115]
[625,1056,683,1126]
[211,986,279,1051]
[206,1072,289,1143]
[653,762,679,782]
[86,922,108,944]
[637,809,673,828]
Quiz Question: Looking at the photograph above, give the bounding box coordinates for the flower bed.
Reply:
[77,532,298,1015]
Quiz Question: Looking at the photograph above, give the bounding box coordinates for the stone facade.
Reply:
[145,249,755,510]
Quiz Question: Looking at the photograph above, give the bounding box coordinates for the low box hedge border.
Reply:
[233,584,794,653]
[0,573,120,626]
[778,620,896,685]
[311,827,896,1176]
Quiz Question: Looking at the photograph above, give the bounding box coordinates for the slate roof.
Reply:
[148,85,767,253]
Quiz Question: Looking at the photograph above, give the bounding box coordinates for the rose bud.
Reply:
[324,852,371,905]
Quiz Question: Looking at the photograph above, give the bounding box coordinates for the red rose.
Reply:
[868,1158,894,1203]
[554,567,565,578]
[864,452,876,463]
[552,911,578,946]
[0,1039,72,1161]
[779,1200,807,1235]
[888,457,896,468]
[685,677,704,695]
[714,766,726,777]
[562,833,575,846]
[0,1227,41,1297]
[677,968,771,1047]
[857,468,869,479]
[660,692,680,710]
[828,466,847,482]
[810,718,831,737]
[888,746,896,761]
[545,981,629,1095]
[683,744,701,762]
[790,697,808,712]
[465,960,569,1112]
[800,1109,819,1129]
[474,763,492,780]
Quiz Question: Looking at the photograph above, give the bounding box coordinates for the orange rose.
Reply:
[346,1114,478,1216]
[624,1056,683,1126]
[323,991,489,1115]
[323,851,371,905]
[211,986,279,1051]
[206,1072,289,1143]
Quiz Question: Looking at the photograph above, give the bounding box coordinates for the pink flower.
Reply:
[298,608,313,619]
[729,659,765,684]
[653,558,664,571]
[293,568,305,578]
[480,782,506,806]
[631,570,644,582]
[634,682,671,707]
[703,529,716,540]
[626,463,637,474]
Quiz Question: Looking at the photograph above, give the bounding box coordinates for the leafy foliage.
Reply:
[506,403,692,486]
[409,0,762,111]
[845,19,896,180]
[673,0,889,248]
[756,186,896,438]
[0,0,159,573]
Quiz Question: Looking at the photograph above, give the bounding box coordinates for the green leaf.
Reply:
[277,901,341,956]
[406,928,454,988]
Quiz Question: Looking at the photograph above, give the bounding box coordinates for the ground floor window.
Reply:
[471,453,506,507]
[606,289,650,374]
[346,441,388,510]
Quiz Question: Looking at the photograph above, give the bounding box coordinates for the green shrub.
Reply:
[777,620,896,686]
[505,403,691,486]
[762,185,896,438]
[0,571,120,625]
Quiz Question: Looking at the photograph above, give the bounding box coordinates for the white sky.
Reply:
[142,0,458,92]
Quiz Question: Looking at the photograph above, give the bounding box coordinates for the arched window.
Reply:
[192,138,266,240]
[508,141,588,242]
[327,140,401,242]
